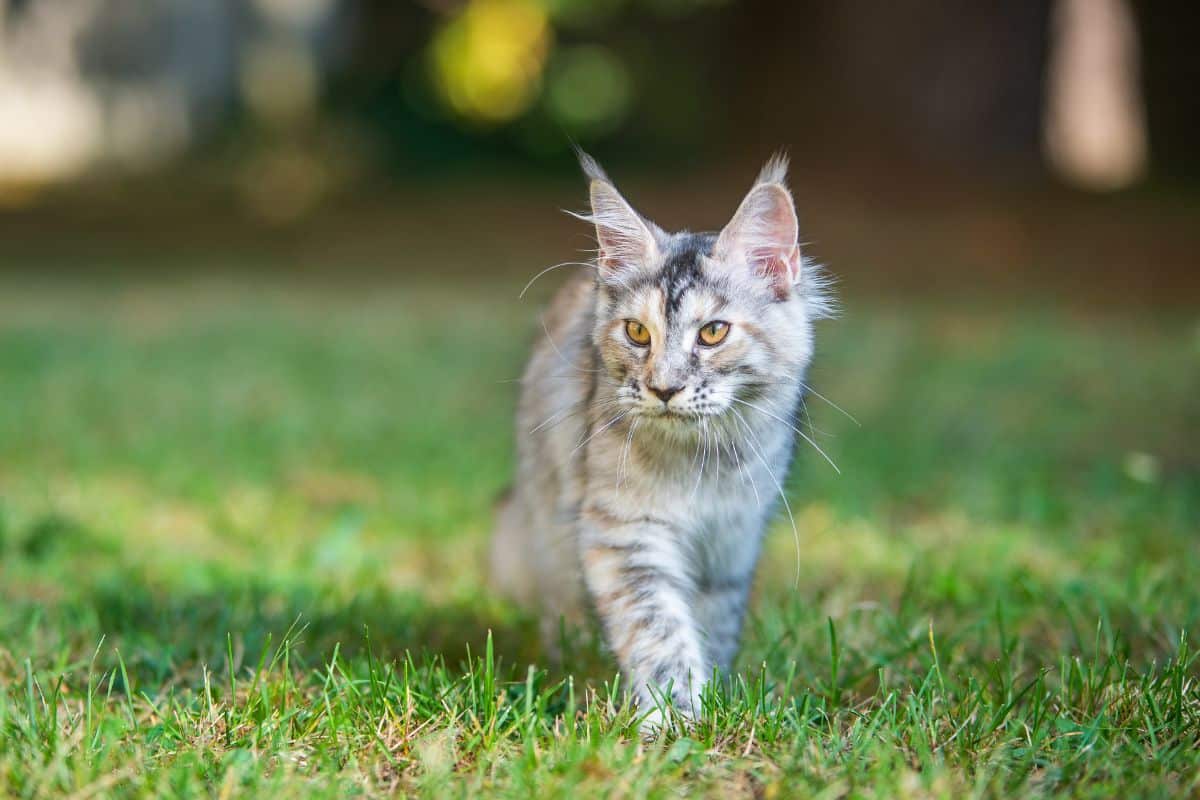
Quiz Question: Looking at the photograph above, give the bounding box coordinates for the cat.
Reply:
[490,151,833,723]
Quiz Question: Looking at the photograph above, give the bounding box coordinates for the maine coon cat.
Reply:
[491,153,833,720]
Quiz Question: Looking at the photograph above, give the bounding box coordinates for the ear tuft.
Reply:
[755,152,790,188]
[578,155,658,276]
[715,165,801,295]
[574,146,610,185]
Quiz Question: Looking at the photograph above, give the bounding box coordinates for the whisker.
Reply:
[736,377,860,428]
[616,417,640,497]
[691,418,710,498]
[529,406,575,435]
[801,383,861,427]
[518,261,597,299]
[529,398,622,436]
[735,398,841,475]
[731,407,803,588]
[726,423,758,504]
[712,419,722,487]
[796,393,834,440]
[541,317,604,374]
[568,410,630,459]
[688,418,705,482]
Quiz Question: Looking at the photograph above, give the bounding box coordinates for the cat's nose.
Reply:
[648,384,683,403]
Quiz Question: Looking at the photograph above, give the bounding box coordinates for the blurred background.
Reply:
[1,8,1199,796]
[0,0,1197,302]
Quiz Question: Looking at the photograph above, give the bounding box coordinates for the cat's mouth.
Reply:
[632,406,684,422]
[636,405,718,424]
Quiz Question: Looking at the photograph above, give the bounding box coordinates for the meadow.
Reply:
[1,273,1197,798]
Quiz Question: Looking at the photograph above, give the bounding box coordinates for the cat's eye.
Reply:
[625,320,651,346]
[698,321,730,346]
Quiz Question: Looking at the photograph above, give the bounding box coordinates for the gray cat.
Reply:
[491,153,834,723]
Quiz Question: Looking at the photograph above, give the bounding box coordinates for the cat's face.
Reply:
[582,155,820,427]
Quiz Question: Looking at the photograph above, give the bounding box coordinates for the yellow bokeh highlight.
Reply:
[430,0,552,124]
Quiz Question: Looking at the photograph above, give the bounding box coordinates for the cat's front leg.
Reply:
[578,509,711,718]
[696,574,754,675]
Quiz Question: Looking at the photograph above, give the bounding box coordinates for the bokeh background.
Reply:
[1,0,1198,304]
[1,1,1199,794]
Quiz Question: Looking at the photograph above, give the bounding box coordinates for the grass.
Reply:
[1,274,1198,798]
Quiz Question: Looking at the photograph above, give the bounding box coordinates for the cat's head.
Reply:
[579,152,831,427]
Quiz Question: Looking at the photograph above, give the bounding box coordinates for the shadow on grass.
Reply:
[2,510,616,692]
[4,559,553,693]
[3,506,1192,697]
[87,578,555,687]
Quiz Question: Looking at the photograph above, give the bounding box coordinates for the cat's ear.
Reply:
[577,151,659,276]
[715,155,801,296]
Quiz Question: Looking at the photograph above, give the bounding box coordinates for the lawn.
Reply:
[1,273,1197,798]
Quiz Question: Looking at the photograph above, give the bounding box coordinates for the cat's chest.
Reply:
[583,440,777,578]
[621,460,773,536]
[645,437,786,509]
[582,416,791,543]
[664,482,771,579]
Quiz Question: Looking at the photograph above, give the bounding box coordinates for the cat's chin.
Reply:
[636,409,721,429]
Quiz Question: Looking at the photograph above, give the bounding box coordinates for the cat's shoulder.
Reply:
[542,271,595,333]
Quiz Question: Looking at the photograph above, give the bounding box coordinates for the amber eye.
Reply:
[698,321,730,346]
[625,320,651,346]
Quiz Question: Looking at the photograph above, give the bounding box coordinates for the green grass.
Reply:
[1,275,1198,798]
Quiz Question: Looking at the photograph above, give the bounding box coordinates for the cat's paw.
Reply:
[636,706,669,739]
[635,701,696,740]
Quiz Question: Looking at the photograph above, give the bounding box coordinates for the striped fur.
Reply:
[491,154,833,720]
